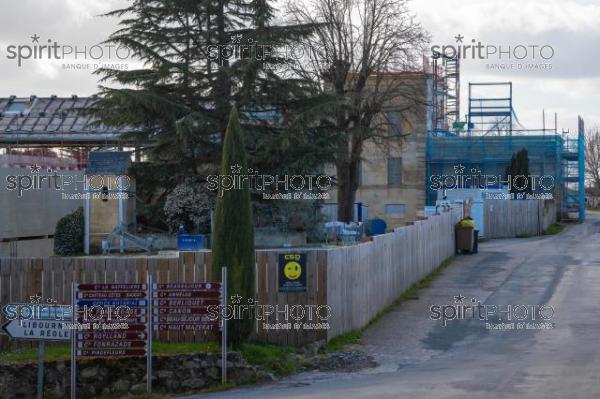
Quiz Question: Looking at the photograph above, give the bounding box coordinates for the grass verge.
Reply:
[0,339,298,378]
[239,342,297,376]
[326,330,363,352]
[542,223,565,235]
[0,341,220,363]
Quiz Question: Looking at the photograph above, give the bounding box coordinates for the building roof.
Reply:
[0,154,82,170]
[0,95,134,145]
[86,151,131,175]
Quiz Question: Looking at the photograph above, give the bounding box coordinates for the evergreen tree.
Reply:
[89,0,333,210]
[505,148,532,195]
[212,107,255,347]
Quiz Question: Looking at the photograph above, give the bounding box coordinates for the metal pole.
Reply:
[221,267,227,384]
[118,190,124,254]
[71,282,77,399]
[147,273,153,396]
[36,341,45,399]
[84,187,90,255]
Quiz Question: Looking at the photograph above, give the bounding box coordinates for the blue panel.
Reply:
[177,235,207,251]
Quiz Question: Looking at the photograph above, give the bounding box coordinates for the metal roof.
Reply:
[0,95,133,145]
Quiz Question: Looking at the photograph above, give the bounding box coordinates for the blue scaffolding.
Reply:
[426,81,585,222]
[467,82,513,135]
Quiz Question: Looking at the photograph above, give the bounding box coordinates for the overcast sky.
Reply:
[0,0,596,135]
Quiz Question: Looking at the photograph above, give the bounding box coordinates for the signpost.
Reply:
[221,267,227,384]
[1,318,71,341]
[1,304,72,399]
[150,273,227,386]
[3,275,226,399]
[151,282,222,332]
[72,280,150,399]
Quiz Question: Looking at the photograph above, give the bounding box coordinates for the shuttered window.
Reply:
[387,157,402,186]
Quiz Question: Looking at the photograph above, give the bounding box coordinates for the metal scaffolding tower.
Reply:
[562,116,586,222]
[431,53,460,133]
[427,79,586,223]
[467,82,513,135]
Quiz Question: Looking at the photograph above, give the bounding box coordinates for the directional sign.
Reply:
[77,317,147,325]
[153,323,220,332]
[2,319,71,341]
[77,331,147,341]
[153,291,219,298]
[74,283,149,359]
[76,284,147,291]
[153,315,215,324]
[75,299,147,307]
[77,349,147,357]
[153,307,212,315]
[77,307,146,316]
[77,291,146,299]
[77,340,146,348]
[153,283,220,290]
[152,282,223,333]
[68,275,228,397]
[93,323,147,331]
[153,299,219,307]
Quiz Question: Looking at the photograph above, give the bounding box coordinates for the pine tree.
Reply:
[89,0,333,202]
[212,106,255,347]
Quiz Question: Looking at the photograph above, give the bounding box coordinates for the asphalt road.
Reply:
[180,213,600,399]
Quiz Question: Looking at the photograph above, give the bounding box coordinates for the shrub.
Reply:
[54,207,84,256]
[163,177,214,233]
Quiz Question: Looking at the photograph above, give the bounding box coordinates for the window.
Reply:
[386,112,403,137]
[5,99,33,114]
[385,204,406,216]
[387,157,402,186]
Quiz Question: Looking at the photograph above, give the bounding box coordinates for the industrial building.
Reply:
[0,96,132,256]
[427,80,585,223]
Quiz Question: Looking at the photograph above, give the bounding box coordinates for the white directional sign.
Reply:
[2,319,71,341]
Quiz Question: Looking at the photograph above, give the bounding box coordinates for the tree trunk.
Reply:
[336,159,358,222]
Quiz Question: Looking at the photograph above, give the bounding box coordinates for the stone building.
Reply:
[324,71,431,229]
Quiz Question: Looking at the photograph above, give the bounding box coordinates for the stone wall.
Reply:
[0,352,259,399]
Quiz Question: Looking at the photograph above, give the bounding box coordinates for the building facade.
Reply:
[325,72,432,229]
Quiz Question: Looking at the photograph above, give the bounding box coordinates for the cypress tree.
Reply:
[505,148,531,195]
[212,106,255,347]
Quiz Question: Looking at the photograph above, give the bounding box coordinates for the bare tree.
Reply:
[585,127,600,195]
[285,0,428,221]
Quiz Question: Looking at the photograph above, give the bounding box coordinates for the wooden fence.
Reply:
[484,200,556,238]
[0,251,328,349]
[325,208,462,337]
[0,208,462,349]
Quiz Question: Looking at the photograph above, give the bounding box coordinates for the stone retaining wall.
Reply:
[0,352,258,399]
